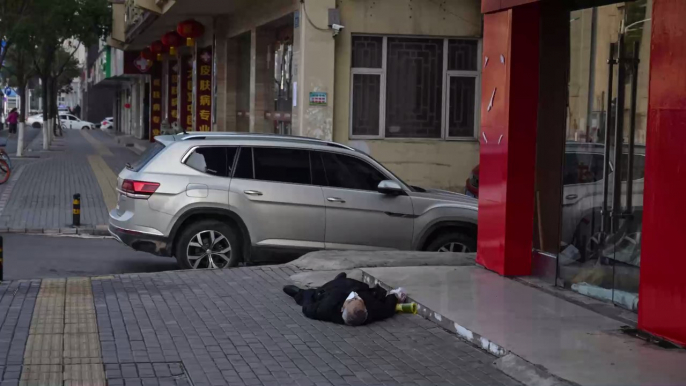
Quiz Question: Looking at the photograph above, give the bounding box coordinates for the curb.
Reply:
[360,270,577,386]
[0,225,111,237]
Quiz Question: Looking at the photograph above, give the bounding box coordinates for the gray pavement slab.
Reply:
[90,266,520,386]
[287,251,475,272]
[361,266,686,386]
[1,234,178,280]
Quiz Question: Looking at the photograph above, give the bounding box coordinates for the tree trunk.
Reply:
[41,75,50,149]
[18,81,27,123]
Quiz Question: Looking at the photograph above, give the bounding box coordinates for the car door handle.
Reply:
[566,194,578,200]
[327,197,346,203]
[244,190,263,196]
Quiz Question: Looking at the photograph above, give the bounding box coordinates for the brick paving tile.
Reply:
[0,129,141,230]
[90,266,521,386]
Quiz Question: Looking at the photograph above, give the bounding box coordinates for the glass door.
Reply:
[557,1,649,312]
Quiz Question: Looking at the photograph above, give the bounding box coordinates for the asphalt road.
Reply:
[2,234,179,280]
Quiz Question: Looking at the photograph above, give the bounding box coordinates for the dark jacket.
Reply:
[295,273,398,325]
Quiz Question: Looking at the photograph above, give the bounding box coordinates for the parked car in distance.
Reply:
[109,133,479,269]
[26,114,44,128]
[58,113,95,130]
[465,165,479,198]
[100,117,114,130]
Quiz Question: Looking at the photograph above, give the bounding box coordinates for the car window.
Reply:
[321,152,387,191]
[59,115,67,121]
[563,153,605,186]
[233,147,254,179]
[129,142,165,172]
[68,115,77,121]
[184,147,236,177]
[311,152,327,186]
[253,147,311,185]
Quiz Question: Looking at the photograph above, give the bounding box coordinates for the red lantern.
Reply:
[162,31,182,56]
[124,103,131,109]
[150,40,165,61]
[177,19,204,47]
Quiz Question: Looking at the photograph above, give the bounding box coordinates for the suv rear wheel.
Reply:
[426,232,476,253]
[176,220,241,269]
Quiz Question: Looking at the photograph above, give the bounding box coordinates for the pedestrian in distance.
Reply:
[6,108,18,134]
[283,272,407,326]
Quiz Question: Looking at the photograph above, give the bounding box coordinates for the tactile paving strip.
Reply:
[21,278,106,384]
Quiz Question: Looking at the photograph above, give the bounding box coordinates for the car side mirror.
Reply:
[377,180,405,196]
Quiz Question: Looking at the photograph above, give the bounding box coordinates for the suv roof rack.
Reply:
[177,132,356,152]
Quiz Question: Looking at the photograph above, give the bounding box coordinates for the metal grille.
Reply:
[352,36,383,68]
[448,77,476,137]
[352,74,381,136]
[385,38,444,138]
[448,40,478,71]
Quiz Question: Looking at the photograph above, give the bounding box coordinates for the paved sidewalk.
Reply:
[0,129,141,231]
[361,266,686,386]
[0,267,521,386]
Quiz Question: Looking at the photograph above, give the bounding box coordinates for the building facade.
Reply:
[107,0,483,192]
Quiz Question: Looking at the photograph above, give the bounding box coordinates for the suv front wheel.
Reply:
[426,232,476,253]
[175,220,241,269]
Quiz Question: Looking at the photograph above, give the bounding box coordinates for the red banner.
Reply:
[179,54,193,130]
[196,46,213,132]
[168,59,178,124]
[150,62,162,141]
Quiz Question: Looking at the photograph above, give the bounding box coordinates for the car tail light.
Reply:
[120,179,159,199]
[102,121,108,125]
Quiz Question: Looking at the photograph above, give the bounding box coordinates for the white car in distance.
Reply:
[100,117,114,130]
[59,114,95,130]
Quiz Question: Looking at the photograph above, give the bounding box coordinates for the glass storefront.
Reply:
[557,0,651,311]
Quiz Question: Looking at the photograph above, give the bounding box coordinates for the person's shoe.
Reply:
[283,285,301,297]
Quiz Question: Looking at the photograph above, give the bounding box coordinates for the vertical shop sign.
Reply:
[179,54,193,130]
[196,46,213,132]
[150,61,162,141]
[168,59,179,124]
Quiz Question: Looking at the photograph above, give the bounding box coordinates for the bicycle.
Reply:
[54,119,64,137]
[0,142,12,185]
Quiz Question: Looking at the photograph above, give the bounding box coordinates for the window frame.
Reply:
[349,35,481,141]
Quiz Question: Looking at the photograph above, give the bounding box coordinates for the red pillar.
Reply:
[638,0,686,346]
[476,3,539,276]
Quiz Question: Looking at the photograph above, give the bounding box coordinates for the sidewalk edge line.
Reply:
[360,270,578,386]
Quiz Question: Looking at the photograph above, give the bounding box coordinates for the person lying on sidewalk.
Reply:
[283,272,407,326]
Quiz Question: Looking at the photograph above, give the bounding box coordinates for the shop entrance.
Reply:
[557,0,650,311]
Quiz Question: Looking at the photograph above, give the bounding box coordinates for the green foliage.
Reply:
[0,0,31,68]
[55,47,81,92]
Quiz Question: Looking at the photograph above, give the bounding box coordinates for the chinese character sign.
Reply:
[150,61,163,141]
[179,54,193,131]
[196,46,213,132]
[168,59,179,124]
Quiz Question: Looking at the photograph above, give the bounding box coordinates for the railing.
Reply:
[124,0,143,33]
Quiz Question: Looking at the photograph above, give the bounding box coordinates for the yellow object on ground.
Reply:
[396,302,418,314]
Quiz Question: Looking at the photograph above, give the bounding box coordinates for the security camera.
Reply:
[331,24,344,37]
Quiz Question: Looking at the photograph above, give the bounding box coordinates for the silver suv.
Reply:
[109,133,478,269]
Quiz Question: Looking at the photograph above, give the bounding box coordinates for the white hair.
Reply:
[342,302,368,326]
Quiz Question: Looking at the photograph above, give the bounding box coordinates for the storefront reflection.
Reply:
[558,0,649,312]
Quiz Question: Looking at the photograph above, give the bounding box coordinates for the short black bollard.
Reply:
[0,235,4,282]
[73,193,81,227]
